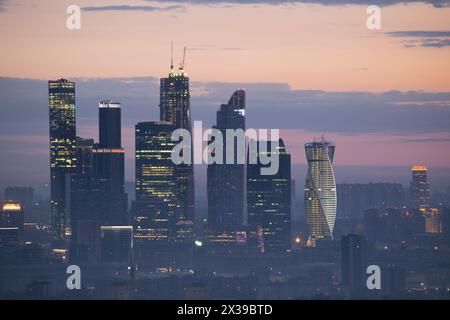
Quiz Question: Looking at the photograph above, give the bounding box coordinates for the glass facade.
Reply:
[134,121,180,242]
[159,70,195,225]
[305,139,337,246]
[410,166,430,209]
[207,90,246,233]
[247,139,291,253]
[48,79,77,240]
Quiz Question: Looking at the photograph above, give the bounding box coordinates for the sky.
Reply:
[0,0,450,194]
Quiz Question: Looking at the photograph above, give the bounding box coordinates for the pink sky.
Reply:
[0,1,449,91]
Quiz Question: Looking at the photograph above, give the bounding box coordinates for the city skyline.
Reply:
[1,2,450,190]
[1,74,450,191]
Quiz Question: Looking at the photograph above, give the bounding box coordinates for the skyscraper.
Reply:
[134,121,180,242]
[341,234,367,298]
[247,139,291,253]
[207,90,246,232]
[159,66,195,225]
[305,138,337,246]
[410,165,430,209]
[92,101,127,227]
[49,79,77,240]
[68,137,95,259]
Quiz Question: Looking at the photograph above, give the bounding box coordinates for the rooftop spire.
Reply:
[170,41,174,71]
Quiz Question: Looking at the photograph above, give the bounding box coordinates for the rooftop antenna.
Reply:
[179,46,187,71]
[170,42,174,71]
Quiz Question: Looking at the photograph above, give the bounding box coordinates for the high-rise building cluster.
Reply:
[0,51,439,300]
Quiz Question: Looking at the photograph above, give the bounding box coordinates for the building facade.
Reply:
[159,68,195,226]
[410,165,430,210]
[49,79,77,240]
[134,121,180,242]
[305,139,337,245]
[207,90,246,233]
[247,139,291,253]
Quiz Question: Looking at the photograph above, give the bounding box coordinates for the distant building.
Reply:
[4,187,34,211]
[184,283,208,300]
[0,201,24,246]
[305,139,336,245]
[341,234,366,298]
[424,208,441,234]
[26,279,53,300]
[49,79,77,240]
[410,165,430,210]
[207,90,246,233]
[337,183,405,220]
[443,207,450,241]
[247,139,291,253]
[100,226,133,263]
[363,208,425,243]
[381,265,406,298]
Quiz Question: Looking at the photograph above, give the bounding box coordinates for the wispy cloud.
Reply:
[386,31,450,38]
[386,30,450,48]
[0,0,8,11]
[82,5,186,13]
[149,0,450,8]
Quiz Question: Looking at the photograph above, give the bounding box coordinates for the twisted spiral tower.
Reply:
[304,138,336,246]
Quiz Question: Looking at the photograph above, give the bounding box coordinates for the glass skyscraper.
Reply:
[304,138,337,246]
[247,139,291,253]
[410,165,430,209]
[48,79,77,240]
[207,90,246,232]
[159,68,195,225]
[92,101,127,227]
[134,121,180,242]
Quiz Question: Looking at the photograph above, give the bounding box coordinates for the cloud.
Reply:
[0,0,8,11]
[386,31,450,37]
[1,76,450,187]
[397,137,450,143]
[82,5,185,12]
[149,0,450,8]
[386,30,450,48]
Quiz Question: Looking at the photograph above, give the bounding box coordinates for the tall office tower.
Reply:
[0,201,24,246]
[247,139,291,253]
[159,65,195,225]
[341,234,367,298]
[305,138,337,245]
[410,166,430,209]
[134,121,180,242]
[207,90,246,232]
[49,79,77,240]
[304,138,337,246]
[68,137,95,258]
[92,101,127,226]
